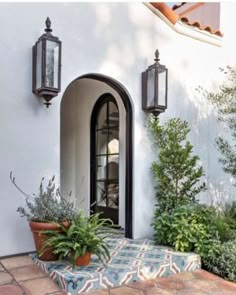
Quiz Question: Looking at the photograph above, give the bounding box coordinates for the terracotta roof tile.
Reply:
[180,16,223,36]
[172,2,186,11]
[150,2,179,24]
[150,2,223,37]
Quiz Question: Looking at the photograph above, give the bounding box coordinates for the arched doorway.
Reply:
[90,94,120,224]
[60,74,133,238]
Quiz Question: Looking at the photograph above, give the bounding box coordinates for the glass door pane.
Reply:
[93,96,120,223]
[97,103,107,130]
[96,182,106,207]
[108,138,119,154]
[109,101,119,127]
[108,155,119,180]
[96,155,107,181]
[107,183,119,208]
[96,130,108,155]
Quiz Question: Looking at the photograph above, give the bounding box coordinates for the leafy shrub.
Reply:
[153,201,236,283]
[10,172,75,222]
[224,201,236,220]
[212,214,236,242]
[203,239,236,283]
[153,204,219,253]
[209,202,236,242]
[148,116,206,213]
[213,215,231,241]
[223,202,236,238]
[201,66,236,185]
[148,115,236,282]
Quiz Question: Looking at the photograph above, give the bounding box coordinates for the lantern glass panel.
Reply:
[158,70,166,107]
[45,40,59,88]
[36,41,42,89]
[147,68,155,107]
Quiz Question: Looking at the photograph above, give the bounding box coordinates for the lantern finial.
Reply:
[154,49,160,62]
[45,17,52,33]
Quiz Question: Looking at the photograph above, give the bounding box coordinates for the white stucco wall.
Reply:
[1,2,236,255]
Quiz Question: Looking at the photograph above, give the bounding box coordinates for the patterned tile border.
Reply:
[31,238,201,294]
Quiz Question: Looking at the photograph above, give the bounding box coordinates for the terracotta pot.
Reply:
[29,220,69,261]
[74,252,91,266]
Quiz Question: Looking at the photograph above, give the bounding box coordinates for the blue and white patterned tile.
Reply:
[31,236,201,294]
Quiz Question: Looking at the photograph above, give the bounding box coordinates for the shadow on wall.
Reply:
[56,2,170,90]
[165,74,236,205]
[58,3,236,222]
[141,74,230,217]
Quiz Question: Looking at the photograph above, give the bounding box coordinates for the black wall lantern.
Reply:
[142,49,168,116]
[32,17,62,107]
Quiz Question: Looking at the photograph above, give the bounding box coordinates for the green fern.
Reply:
[40,211,113,265]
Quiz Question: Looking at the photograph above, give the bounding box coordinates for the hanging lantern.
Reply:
[32,17,62,107]
[142,49,168,116]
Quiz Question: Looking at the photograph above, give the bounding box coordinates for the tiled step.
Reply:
[31,238,201,294]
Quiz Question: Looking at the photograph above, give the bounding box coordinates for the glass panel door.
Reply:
[92,95,119,224]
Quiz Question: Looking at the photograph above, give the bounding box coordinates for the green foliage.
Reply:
[211,214,236,242]
[200,66,236,183]
[212,215,232,242]
[153,204,219,253]
[223,201,236,220]
[203,239,236,283]
[148,114,236,283]
[40,211,113,265]
[10,172,75,222]
[213,201,236,242]
[153,200,236,282]
[148,116,206,212]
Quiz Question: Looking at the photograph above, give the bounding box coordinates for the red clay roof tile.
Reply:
[180,16,223,36]
[172,2,187,11]
[150,2,223,37]
[150,2,179,24]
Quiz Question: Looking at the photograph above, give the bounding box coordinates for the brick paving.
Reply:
[0,255,65,295]
[0,255,236,295]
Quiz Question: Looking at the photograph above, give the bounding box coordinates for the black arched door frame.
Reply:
[61,73,133,238]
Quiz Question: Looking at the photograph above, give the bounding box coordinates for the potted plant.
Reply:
[10,172,75,261]
[40,211,112,266]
